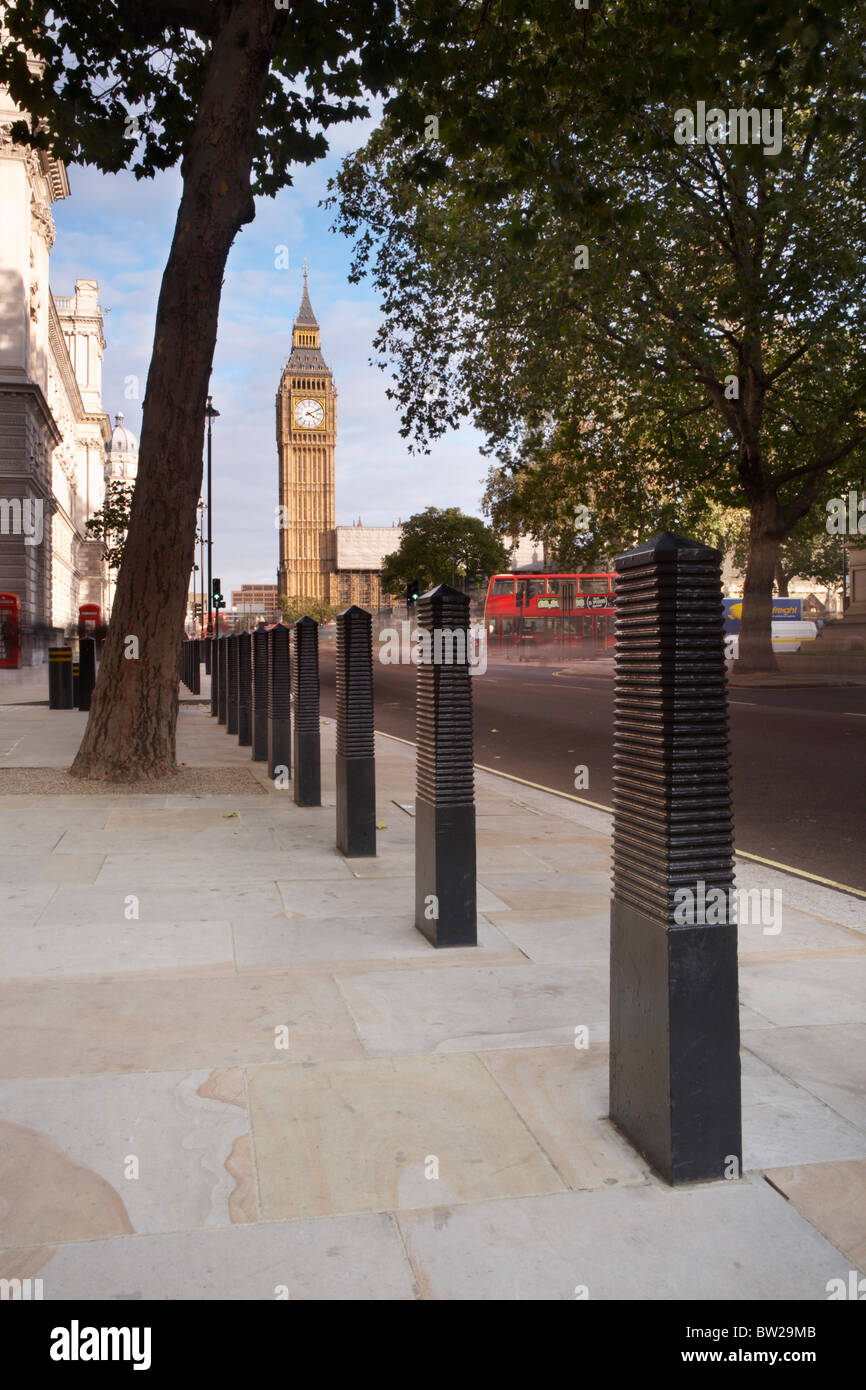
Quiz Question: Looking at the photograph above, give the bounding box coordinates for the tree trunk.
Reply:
[71,1,282,780]
[775,561,789,597]
[738,503,782,673]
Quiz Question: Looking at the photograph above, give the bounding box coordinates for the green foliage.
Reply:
[0,1,410,190]
[329,1,866,607]
[84,479,135,572]
[380,506,509,595]
[280,594,338,624]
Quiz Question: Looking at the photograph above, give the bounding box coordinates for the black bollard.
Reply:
[211,636,220,718]
[48,647,73,709]
[267,622,292,782]
[78,637,96,711]
[335,606,376,856]
[226,634,238,735]
[72,661,80,708]
[609,531,741,1185]
[292,616,321,807]
[414,585,476,947]
[204,637,212,676]
[251,628,269,762]
[217,635,228,725]
[237,632,252,746]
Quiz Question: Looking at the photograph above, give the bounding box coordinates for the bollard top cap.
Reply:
[338,604,371,620]
[418,583,468,602]
[616,530,721,570]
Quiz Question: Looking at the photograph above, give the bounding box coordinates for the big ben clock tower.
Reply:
[276,266,337,603]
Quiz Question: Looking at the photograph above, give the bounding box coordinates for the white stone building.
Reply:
[0,81,110,662]
[103,411,138,617]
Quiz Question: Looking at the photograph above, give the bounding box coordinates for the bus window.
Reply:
[579,576,610,594]
[491,577,515,596]
[520,580,545,601]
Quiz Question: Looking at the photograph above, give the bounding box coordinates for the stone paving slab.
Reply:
[396,1179,856,1301]
[0,703,863,1299]
[764,1159,866,1270]
[0,1214,417,1300]
[247,1053,567,1221]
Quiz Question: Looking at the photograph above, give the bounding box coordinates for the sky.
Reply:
[49,112,491,597]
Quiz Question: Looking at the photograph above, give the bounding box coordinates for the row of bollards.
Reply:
[185,547,739,1186]
[194,594,480,945]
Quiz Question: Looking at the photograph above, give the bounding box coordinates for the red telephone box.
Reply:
[78,603,101,635]
[0,593,21,668]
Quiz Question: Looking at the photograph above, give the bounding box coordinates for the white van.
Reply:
[727,620,818,659]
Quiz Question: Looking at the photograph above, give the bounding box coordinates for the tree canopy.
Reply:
[330,0,866,668]
[381,506,509,595]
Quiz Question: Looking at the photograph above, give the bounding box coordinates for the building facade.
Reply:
[334,524,402,610]
[0,84,110,663]
[232,583,280,622]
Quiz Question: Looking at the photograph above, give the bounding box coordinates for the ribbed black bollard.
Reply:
[204,637,212,676]
[189,638,201,695]
[237,632,252,746]
[226,634,239,735]
[210,636,219,717]
[609,531,741,1185]
[48,647,73,709]
[292,616,321,807]
[72,661,80,708]
[414,585,476,947]
[78,637,96,711]
[217,636,228,724]
[251,628,269,762]
[267,623,291,782]
[336,606,375,856]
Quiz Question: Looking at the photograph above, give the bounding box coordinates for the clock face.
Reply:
[294,397,325,429]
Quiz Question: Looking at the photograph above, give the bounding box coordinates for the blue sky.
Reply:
[49,113,490,596]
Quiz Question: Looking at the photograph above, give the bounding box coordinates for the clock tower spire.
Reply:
[276,269,337,604]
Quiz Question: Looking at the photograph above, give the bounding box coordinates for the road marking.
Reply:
[735,850,866,900]
[729,700,757,706]
[845,712,866,717]
[375,729,866,901]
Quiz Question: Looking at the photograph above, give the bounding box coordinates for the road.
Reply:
[319,649,866,893]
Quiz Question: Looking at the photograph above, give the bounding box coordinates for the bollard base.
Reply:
[336,753,376,857]
[414,798,477,948]
[293,730,321,806]
[252,712,268,763]
[609,899,742,1184]
[267,716,291,782]
[238,708,252,747]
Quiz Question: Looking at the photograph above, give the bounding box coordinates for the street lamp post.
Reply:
[205,395,220,637]
[197,498,206,637]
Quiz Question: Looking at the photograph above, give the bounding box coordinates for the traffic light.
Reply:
[212,578,225,609]
[406,578,421,608]
[515,589,524,609]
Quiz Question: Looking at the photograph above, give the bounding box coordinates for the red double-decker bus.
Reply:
[484,573,616,652]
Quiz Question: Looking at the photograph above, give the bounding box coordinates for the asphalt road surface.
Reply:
[319,648,866,894]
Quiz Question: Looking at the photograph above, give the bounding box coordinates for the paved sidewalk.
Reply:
[0,699,864,1299]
